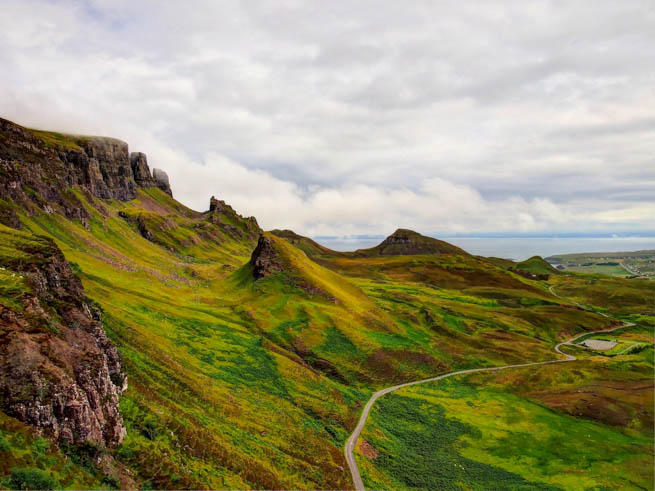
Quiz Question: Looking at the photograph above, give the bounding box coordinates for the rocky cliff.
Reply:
[250,235,285,279]
[206,196,260,241]
[0,117,171,229]
[0,225,126,448]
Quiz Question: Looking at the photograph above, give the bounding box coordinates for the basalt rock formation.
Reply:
[152,168,172,196]
[0,117,172,227]
[0,228,127,448]
[130,152,157,188]
[206,196,261,240]
[250,234,284,279]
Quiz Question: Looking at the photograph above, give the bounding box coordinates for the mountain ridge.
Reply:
[0,115,651,490]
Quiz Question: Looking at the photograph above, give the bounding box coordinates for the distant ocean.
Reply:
[313,236,655,262]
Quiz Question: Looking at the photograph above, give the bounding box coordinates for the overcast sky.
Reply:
[1,0,654,237]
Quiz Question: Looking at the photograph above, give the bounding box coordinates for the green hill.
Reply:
[0,116,652,490]
[350,228,468,257]
[512,255,559,275]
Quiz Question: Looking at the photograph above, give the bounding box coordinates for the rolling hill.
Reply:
[0,116,652,490]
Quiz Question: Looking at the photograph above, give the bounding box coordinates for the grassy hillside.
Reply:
[0,119,652,489]
[0,186,624,489]
[357,369,653,490]
[354,278,654,490]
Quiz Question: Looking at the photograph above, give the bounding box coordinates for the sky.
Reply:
[1,0,654,238]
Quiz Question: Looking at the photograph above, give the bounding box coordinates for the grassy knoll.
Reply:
[512,255,559,275]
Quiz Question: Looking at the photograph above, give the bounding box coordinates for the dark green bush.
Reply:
[8,468,58,490]
[0,431,10,452]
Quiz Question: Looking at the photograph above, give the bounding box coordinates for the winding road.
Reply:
[344,286,634,491]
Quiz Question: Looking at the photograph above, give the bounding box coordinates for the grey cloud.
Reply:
[0,0,653,235]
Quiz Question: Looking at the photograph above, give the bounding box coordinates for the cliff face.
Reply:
[130,152,157,189]
[0,118,171,229]
[0,226,126,448]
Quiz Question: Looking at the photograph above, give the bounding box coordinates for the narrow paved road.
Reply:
[344,286,633,491]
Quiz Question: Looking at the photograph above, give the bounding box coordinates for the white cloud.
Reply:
[0,0,653,237]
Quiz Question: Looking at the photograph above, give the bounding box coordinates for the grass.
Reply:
[512,255,559,275]
[1,181,653,489]
[357,374,653,490]
[0,412,103,490]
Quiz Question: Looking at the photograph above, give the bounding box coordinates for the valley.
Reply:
[0,116,653,490]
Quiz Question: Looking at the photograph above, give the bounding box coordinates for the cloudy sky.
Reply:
[1,0,654,238]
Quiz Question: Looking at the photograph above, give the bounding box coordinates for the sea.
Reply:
[313,236,655,262]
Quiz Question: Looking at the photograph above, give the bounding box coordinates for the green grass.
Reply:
[512,255,559,275]
[357,376,653,490]
[0,412,104,490]
[1,182,653,489]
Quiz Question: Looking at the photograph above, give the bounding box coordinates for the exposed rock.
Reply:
[0,118,91,222]
[118,211,156,242]
[79,137,136,200]
[152,168,172,196]
[209,195,220,212]
[0,230,126,448]
[130,152,156,188]
[0,118,172,217]
[359,439,379,460]
[250,235,284,279]
[206,196,261,240]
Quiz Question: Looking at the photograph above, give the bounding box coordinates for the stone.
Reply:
[250,235,284,279]
[0,234,126,448]
[130,152,156,188]
[0,117,170,213]
[75,137,137,201]
[152,168,172,196]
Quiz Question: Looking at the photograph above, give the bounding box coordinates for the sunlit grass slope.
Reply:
[2,178,649,489]
[357,373,653,490]
[12,189,362,489]
[512,255,559,275]
[354,275,654,491]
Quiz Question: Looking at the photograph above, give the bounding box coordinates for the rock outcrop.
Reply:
[152,168,172,196]
[250,235,284,279]
[130,152,157,188]
[206,196,261,240]
[73,137,137,200]
[0,117,172,225]
[0,119,91,227]
[209,195,220,212]
[0,227,126,448]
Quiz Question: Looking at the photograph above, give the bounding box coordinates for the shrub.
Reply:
[0,432,10,452]
[8,468,58,490]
